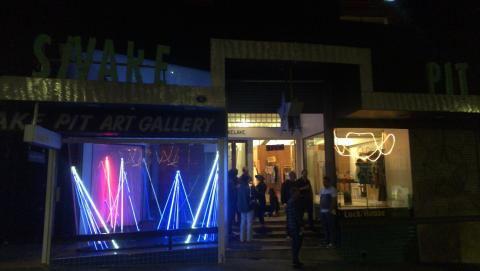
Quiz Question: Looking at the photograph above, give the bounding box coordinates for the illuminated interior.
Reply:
[335,128,412,209]
[304,128,413,209]
[68,142,219,251]
[252,139,296,197]
[228,113,281,128]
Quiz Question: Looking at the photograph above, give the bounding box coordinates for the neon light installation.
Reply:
[142,158,164,219]
[71,166,119,250]
[334,130,395,162]
[186,151,219,243]
[103,157,114,228]
[100,157,141,233]
[72,155,145,250]
[71,146,220,249]
[157,170,194,230]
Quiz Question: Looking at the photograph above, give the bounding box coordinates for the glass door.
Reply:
[228,141,247,173]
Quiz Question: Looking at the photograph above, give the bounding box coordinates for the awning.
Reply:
[0,76,224,108]
[346,92,480,119]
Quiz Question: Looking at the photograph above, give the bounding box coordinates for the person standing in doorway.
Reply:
[268,187,280,216]
[237,169,254,242]
[320,176,337,248]
[282,171,297,205]
[298,169,314,230]
[254,175,267,230]
[282,171,297,239]
[286,187,304,268]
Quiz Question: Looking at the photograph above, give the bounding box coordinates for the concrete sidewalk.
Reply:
[1,244,479,271]
[2,259,480,271]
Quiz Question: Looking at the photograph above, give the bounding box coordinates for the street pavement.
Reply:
[1,258,480,271]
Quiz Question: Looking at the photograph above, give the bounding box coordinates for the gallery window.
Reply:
[333,128,412,209]
[57,140,219,257]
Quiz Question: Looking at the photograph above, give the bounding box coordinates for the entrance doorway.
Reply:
[227,139,297,199]
[252,139,296,198]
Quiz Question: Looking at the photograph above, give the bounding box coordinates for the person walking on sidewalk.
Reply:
[320,176,337,248]
[237,169,254,242]
[286,186,304,268]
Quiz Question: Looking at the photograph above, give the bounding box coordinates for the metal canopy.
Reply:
[360,92,480,114]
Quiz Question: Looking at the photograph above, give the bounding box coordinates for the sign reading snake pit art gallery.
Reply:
[0,103,226,138]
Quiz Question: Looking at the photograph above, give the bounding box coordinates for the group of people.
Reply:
[281,170,315,231]
[228,167,275,243]
[285,173,337,268]
[228,167,337,269]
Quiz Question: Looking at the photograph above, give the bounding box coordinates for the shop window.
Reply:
[58,141,219,257]
[334,128,412,209]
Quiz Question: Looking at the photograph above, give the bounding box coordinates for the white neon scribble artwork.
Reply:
[334,130,395,162]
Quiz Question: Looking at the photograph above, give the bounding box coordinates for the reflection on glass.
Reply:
[235,142,247,171]
[304,134,325,204]
[228,143,232,170]
[228,142,247,173]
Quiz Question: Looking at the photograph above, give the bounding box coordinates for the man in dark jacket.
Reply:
[281,171,297,205]
[268,188,280,216]
[297,169,314,230]
[320,176,337,248]
[286,187,304,268]
[282,171,297,238]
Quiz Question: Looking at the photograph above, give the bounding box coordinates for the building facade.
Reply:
[1,9,480,264]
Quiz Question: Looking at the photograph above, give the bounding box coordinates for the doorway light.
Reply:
[266,140,294,146]
[253,140,265,147]
[313,137,324,145]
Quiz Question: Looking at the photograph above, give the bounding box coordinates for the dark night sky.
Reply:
[1,1,480,74]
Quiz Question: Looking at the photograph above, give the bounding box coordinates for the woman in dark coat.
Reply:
[254,175,267,228]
